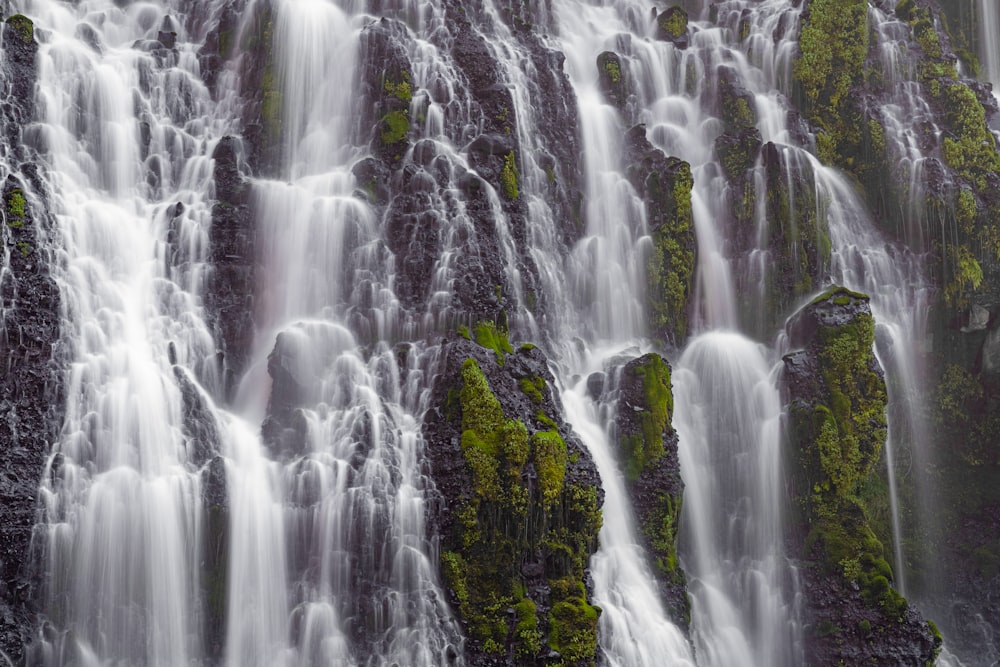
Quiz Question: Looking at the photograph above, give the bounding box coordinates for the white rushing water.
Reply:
[17,0,945,664]
[25,0,462,664]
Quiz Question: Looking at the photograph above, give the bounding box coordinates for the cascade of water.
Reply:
[25,1,227,662]
[24,0,463,663]
[674,332,801,667]
[233,1,464,663]
[561,369,695,667]
[979,0,1000,94]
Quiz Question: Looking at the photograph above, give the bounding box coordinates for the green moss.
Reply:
[519,375,546,404]
[659,7,688,39]
[620,353,674,482]
[789,296,912,620]
[447,357,601,659]
[6,14,33,44]
[955,188,978,236]
[646,492,682,577]
[16,241,30,257]
[383,72,412,103]
[646,161,695,345]
[473,320,513,364]
[380,110,410,145]
[793,0,868,169]
[548,580,600,662]
[939,83,1000,190]
[604,58,621,84]
[6,189,26,227]
[457,324,471,340]
[500,151,519,200]
[943,244,983,308]
[532,430,567,506]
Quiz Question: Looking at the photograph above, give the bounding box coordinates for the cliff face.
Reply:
[0,16,64,663]
[0,0,999,664]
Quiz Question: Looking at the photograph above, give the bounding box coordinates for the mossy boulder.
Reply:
[425,331,603,664]
[781,287,939,665]
[654,7,689,49]
[615,353,689,627]
[623,126,696,349]
[596,51,627,110]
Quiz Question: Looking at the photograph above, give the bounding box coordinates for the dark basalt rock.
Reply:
[623,125,696,348]
[0,174,63,664]
[206,136,255,402]
[715,65,757,134]
[596,51,627,109]
[615,353,689,629]
[261,330,311,458]
[201,455,229,661]
[424,333,603,664]
[781,287,939,666]
[173,363,221,468]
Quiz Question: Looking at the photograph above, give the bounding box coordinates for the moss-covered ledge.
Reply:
[781,287,940,665]
[614,352,689,628]
[424,325,604,665]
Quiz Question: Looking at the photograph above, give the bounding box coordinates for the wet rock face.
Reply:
[0,18,64,660]
[614,353,689,629]
[781,287,939,665]
[424,332,603,664]
[623,126,695,349]
[206,136,255,402]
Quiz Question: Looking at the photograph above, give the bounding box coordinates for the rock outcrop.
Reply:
[424,326,603,665]
[614,353,689,628]
[781,287,939,665]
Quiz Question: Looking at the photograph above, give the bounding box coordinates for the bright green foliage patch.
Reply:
[789,294,909,620]
[501,151,519,200]
[473,320,513,364]
[380,110,410,145]
[620,353,673,482]
[445,356,602,659]
[6,189,26,227]
[519,375,546,404]
[383,72,412,103]
[646,161,694,345]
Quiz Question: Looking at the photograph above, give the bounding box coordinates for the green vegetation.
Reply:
[789,289,908,620]
[645,160,695,345]
[473,320,513,363]
[943,244,983,308]
[519,375,546,404]
[6,14,33,44]
[793,0,868,169]
[620,354,673,483]
[380,110,410,145]
[939,83,1000,191]
[500,151,519,200]
[604,58,621,84]
[383,72,412,104]
[443,349,602,660]
[6,189,26,227]
[658,7,688,40]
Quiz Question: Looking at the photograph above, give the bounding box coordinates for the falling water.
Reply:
[674,333,801,667]
[14,0,951,663]
[25,0,462,664]
[979,0,1000,93]
[27,0,225,662]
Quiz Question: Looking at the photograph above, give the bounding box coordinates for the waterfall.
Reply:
[979,0,1000,94]
[25,0,462,664]
[7,0,959,663]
